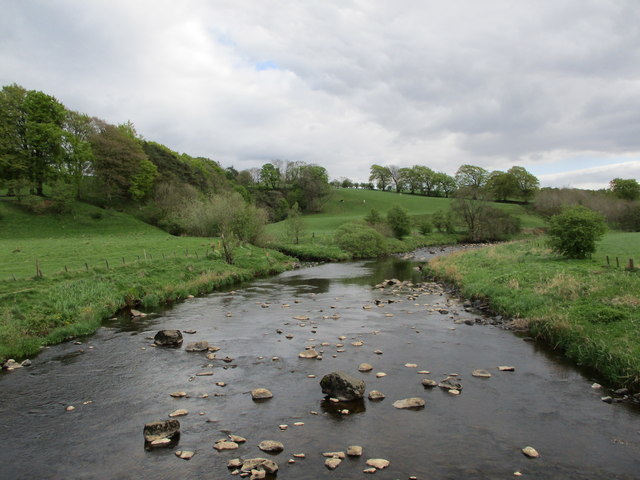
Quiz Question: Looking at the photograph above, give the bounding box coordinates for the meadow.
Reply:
[428,233,640,390]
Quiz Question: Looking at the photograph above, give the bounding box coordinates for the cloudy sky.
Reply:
[2,0,640,188]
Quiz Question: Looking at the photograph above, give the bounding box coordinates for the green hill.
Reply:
[266,188,545,239]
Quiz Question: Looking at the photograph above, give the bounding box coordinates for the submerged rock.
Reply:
[320,371,366,401]
[241,458,279,474]
[258,440,284,453]
[154,330,183,347]
[393,397,425,409]
[472,369,492,378]
[185,341,209,352]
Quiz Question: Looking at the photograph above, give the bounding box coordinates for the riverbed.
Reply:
[1,251,638,479]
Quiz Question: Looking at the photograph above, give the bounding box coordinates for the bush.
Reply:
[417,220,433,235]
[334,223,388,258]
[432,210,456,233]
[364,208,383,225]
[618,204,640,231]
[547,206,607,259]
[386,205,411,239]
[50,180,76,214]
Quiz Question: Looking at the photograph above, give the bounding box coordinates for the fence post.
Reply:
[628,258,635,270]
[606,255,610,266]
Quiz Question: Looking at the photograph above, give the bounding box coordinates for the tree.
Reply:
[455,164,488,198]
[61,110,93,199]
[293,164,330,212]
[508,166,539,202]
[610,178,640,201]
[388,165,402,192]
[89,119,156,203]
[547,206,606,259]
[0,84,29,194]
[433,172,457,197]
[284,202,305,244]
[387,205,411,239]
[486,170,518,202]
[259,162,281,190]
[369,164,391,191]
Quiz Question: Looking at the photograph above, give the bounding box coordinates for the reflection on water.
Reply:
[0,255,638,480]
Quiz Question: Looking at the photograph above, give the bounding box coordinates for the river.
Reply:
[1,250,638,479]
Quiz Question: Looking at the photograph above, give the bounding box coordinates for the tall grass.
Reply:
[427,235,640,390]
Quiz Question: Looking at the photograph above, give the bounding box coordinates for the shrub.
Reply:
[418,220,433,235]
[617,204,640,231]
[547,206,607,259]
[364,208,383,225]
[432,210,456,233]
[50,180,76,214]
[386,205,411,239]
[334,223,388,258]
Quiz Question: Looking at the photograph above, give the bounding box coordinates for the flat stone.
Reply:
[366,458,390,470]
[375,372,386,378]
[170,391,187,398]
[185,341,209,352]
[168,409,188,418]
[421,379,438,388]
[358,363,373,372]
[258,440,284,453]
[150,438,172,447]
[393,397,425,409]
[363,467,377,473]
[323,451,346,459]
[498,366,515,371]
[347,445,363,457]
[472,369,492,378]
[250,470,266,480]
[175,450,195,460]
[196,371,214,376]
[228,458,243,468]
[522,446,539,458]
[251,388,273,400]
[368,390,385,400]
[325,457,342,470]
[405,363,418,368]
[229,435,246,443]
[241,458,279,474]
[214,441,239,451]
[298,349,319,359]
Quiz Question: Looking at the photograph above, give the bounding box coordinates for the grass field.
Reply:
[0,199,219,280]
[0,197,295,361]
[428,233,640,390]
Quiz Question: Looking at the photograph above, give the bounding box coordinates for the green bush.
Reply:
[432,209,456,233]
[418,220,433,235]
[386,205,411,239]
[547,205,607,258]
[334,223,388,258]
[50,180,76,214]
[364,208,383,225]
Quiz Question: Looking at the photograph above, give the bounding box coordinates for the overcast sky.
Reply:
[2,0,640,188]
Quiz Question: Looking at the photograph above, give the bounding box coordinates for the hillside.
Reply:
[266,188,545,239]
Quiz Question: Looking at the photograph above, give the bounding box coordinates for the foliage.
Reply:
[334,223,388,258]
[452,194,521,242]
[386,205,411,239]
[369,164,392,191]
[486,170,518,202]
[364,208,383,225]
[431,209,456,233]
[283,202,305,244]
[617,204,640,231]
[547,206,607,259]
[417,220,433,235]
[508,166,539,202]
[455,164,489,198]
[610,178,640,201]
[49,179,75,214]
[428,237,640,390]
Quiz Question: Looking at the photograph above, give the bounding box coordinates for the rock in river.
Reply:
[258,440,284,453]
[241,458,279,474]
[154,330,183,347]
[366,458,390,470]
[358,363,373,372]
[368,390,385,401]
[522,446,539,458]
[393,397,425,409]
[320,371,366,401]
[143,419,180,443]
[472,369,492,378]
[251,388,273,400]
[185,341,209,352]
[299,349,319,359]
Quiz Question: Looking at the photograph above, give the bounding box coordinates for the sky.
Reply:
[2,0,640,189]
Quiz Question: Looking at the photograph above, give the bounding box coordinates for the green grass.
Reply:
[0,197,296,361]
[265,188,545,259]
[428,233,640,390]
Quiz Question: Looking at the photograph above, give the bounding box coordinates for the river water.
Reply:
[1,250,639,479]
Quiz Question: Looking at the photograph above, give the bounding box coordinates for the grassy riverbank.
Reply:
[0,198,296,361]
[427,233,640,390]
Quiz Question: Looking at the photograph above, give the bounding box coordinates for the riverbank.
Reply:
[0,246,296,363]
[426,237,640,392]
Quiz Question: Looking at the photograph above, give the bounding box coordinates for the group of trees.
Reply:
[335,163,540,203]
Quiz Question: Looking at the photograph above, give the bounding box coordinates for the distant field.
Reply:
[266,188,545,239]
[0,199,216,279]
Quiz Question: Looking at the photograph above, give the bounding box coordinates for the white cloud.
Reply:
[2,0,640,186]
